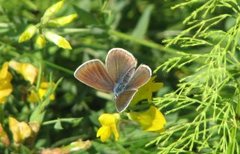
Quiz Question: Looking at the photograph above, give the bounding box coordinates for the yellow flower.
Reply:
[45,31,72,49]
[9,60,38,84]
[96,113,120,142]
[38,82,55,100]
[8,117,32,144]
[129,106,166,132]
[28,90,39,103]
[18,25,37,43]
[131,76,163,106]
[0,123,10,147]
[0,62,13,104]
[28,82,55,103]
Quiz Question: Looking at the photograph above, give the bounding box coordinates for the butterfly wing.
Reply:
[105,48,137,83]
[74,59,114,93]
[115,89,137,112]
[126,64,152,90]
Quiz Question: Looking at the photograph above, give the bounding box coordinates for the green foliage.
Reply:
[152,0,240,153]
[0,0,239,153]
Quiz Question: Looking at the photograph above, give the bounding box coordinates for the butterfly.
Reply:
[74,48,152,112]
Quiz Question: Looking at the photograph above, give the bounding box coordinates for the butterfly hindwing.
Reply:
[115,89,137,112]
[105,48,137,83]
[74,59,114,93]
[126,64,152,90]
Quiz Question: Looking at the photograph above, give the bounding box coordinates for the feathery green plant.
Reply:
[150,0,240,153]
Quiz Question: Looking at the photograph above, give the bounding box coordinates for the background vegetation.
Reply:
[0,0,240,153]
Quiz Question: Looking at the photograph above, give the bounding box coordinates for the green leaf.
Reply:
[73,6,99,25]
[132,5,154,39]
[22,0,38,10]
[20,145,31,154]
[54,118,63,130]
[30,78,63,123]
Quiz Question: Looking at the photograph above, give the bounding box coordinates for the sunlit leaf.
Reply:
[54,119,63,130]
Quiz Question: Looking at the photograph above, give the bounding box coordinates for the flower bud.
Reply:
[48,13,78,27]
[41,0,64,24]
[18,25,37,43]
[45,31,72,49]
[35,34,46,48]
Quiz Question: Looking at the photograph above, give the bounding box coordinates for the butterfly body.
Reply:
[74,48,152,112]
[113,66,135,97]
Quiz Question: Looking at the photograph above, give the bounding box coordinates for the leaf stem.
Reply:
[42,117,82,125]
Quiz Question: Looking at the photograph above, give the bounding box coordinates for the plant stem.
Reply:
[43,60,74,75]
[42,117,82,125]
[109,29,186,55]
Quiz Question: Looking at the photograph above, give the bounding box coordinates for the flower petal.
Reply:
[97,126,111,142]
[9,60,38,84]
[9,117,32,144]
[97,113,120,142]
[0,62,12,104]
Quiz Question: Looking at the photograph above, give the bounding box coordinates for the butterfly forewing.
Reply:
[74,59,114,93]
[126,64,152,90]
[105,48,137,83]
[115,89,137,112]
